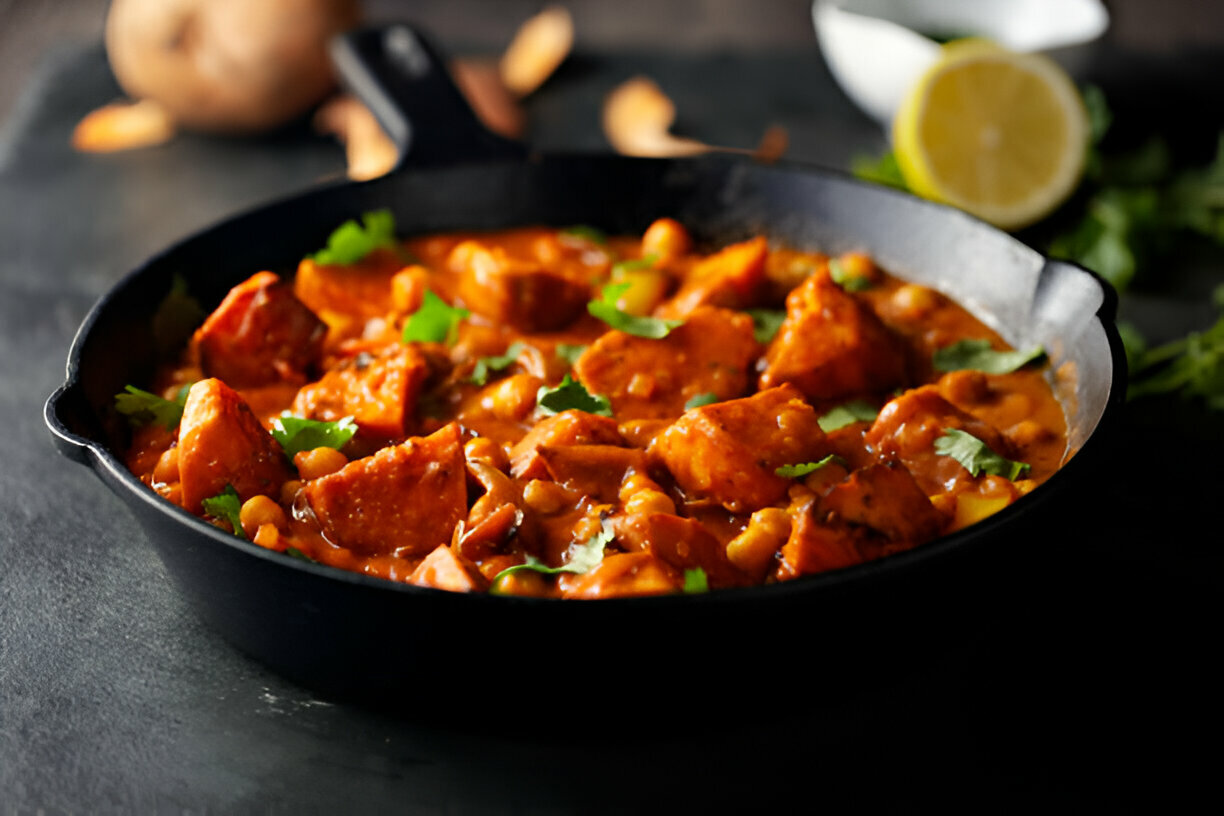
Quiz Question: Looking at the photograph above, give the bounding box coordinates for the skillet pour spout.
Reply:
[44,23,1126,705]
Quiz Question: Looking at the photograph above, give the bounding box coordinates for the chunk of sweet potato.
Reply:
[818,463,944,544]
[192,272,325,388]
[656,236,768,318]
[292,249,405,325]
[409,544,480,592]
[453,241,591,331]
[303,423,466,558]
[560,551,680,599]
[778,505,867,578]
[509,410,624,479]
[615,512,744,588]
[574,305,759,420]
[759,273,908,402]
[178,378,291,513]
[536,444,649,503]
[649,383,828,513]
[291,345,429,439]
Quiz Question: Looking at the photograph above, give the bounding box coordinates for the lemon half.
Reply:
[892,40,1089,231]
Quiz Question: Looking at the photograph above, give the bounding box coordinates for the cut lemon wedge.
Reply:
[892,39,1089,231]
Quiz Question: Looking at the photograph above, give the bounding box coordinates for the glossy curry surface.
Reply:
[123,218,1068,598]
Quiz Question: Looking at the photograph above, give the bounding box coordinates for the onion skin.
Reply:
[105,0,360,134]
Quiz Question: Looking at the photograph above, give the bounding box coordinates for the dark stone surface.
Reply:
[2,39,1220,813]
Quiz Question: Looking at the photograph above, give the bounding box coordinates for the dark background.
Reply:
[3,1,1222,812]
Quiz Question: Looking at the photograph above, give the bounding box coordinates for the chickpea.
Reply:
[726,508,791,576]
[153,445,179,485]
[294,446,348,480]
[522,479,573,515]
[240,495,287,539]
[641,217,692,262]
[390,265,429,314]
[279,479,303,505]
[464,436,510,472]
[891,283,939,319]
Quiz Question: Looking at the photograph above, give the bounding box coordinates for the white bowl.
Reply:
[813,0,1110,126]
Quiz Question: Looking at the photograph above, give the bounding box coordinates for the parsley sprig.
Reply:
[201,484,246,539]
[310,209,398,266]
[588,281,683,339]
[933,339,1046,374]
[271,414,358,460]
[490,521,613,591]
[535,375,612,417]
[934,429,1031,480]
[114,383,192,429]
[402,290,469,346]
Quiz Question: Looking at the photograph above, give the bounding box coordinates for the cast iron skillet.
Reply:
[46,25,1126,705]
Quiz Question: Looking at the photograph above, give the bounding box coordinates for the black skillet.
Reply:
[45,24,1126,706]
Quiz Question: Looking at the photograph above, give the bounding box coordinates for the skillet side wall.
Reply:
[54,155,1120,706]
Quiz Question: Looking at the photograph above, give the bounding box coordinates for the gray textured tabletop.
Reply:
[3,2,1223,812]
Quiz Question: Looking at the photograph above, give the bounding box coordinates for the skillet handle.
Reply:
[330,24,528,168]
[45,381,96,467]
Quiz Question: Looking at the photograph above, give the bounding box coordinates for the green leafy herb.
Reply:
[201,484,246,539]
[850,150,910,191]
[1127,298,1224,410]
[829,258,873,292]
[555,343,587,367]
[682,567,709,594]
[536,374,612,416]
[745,308,786,344]
[469,342,526,386]
[310,209,398,265]
[151,274,206,356]
[934,429,1031,480]
[114,383,191,429]
[684,392,719,410]
[271,414,358,459]
[817,400,879,432]
[560,225,608,245]
[774,455,846,479]
[490,521,613,591]
[610,254,659,276]
[402,290,469,345]
[588,281,683,338]
[285,547,318,563]
[932,339,1046,374]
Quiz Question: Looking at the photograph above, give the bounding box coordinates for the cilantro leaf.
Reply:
[829,258,873,292]
[560,225,608,245]
[285,547,318,563]
[588,281,683,339]
[934,429,1031,480]
[271,414,358,460]
[114,383,191,429]
[745,308,786,344]
[818,400,878,432]
[201,484,246,539]
[1127,307,1224,409]
[555,343,587,367]
[310,209,398,265]
[933,339,1046,374]
[402,290,469,345]
[682,567,709,594]
[536,374,612,416]
[490,521,613,591]
[610,254,659,276]
[684,392,719,410]
[775,455,846,479]
[468,342,525,386]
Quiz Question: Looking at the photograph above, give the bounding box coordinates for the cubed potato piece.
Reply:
[293,249,405,326]
[615,512,745,589]
[758,273,908,402]
[303,423,466,558]
[178,378,291,513]
[509,410,624,479]
[649,383,828,513]
[656,236,767,318]
[574,305,758,420]
[818,463,944,544]
[409,544,480,592]
[864,385,1016,495]
[192,272,325,388]
[560,551,680,599]
[453,241,591,331]
[777,505,867,578]
[291,345,429,439]
[536,444,649,503]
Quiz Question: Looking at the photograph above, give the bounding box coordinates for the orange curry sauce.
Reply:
[124,219,1067,598]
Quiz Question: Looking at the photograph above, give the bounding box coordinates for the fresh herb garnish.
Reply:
[469,342,526,386]
[610,254,659,276]
[829,258,873,292]
[271,414,358,460]
[775,455,846,479]
[490,521,613,591]
[555,343,587,367]
[745,308,786,344]
[934,429,1031,480]
[682,567,709,594]
[114,383,191,429]
[201,484,246,539]
[560,225,608,245]
[285,547,318,563]
[850,150,910,191]
[818,400,879,432]
[684,392,719,410]
[588,281,683,338]
[310,209,398,266]
[535,374,612,416]
[402,290,469,346]
[1126,291,1224,409]
[933,339,1047,374]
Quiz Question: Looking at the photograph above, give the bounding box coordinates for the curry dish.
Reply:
[121,215,1068,598]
